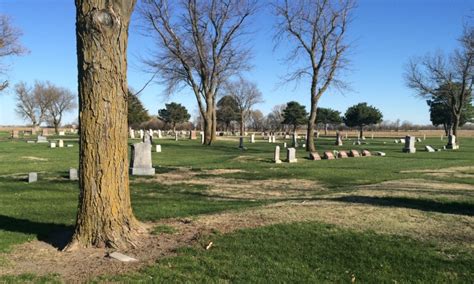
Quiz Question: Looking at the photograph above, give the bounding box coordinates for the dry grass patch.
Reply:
[401,166,474,179]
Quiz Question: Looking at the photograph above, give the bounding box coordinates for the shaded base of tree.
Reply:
[64,218,145,251]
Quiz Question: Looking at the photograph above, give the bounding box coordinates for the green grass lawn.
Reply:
[0,132,473,282]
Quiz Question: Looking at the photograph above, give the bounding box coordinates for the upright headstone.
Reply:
[423,134,426,140]
[403,136,416,153]
[268,136,272,143]
[59,131,65,136]
[175,132,179,141]
[200,133,205,144]
[283,142,287,148]
[250,134,255,143]
[371,133,374,139]
[28,172,37,183]
[272,135,276,143]
[286,147,297,163]
[274,146,282,164]
[50,142,56,148]
[155,145,162,153]
[143,131,152,144]
[58,140,64,148]
[130,142,155,176]
[139,129,144,140]
[42,128,49,136]
[190,130,197,140]
[130,128,135,139]
[446,135,459,150]
[69,168,78,181]
[12,130,19,138]
[158,130,162,138]
[335,132,343,146]
[37,135,48,143]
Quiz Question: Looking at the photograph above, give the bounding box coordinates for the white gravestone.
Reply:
[250,134,255,143]
[286,147,297,163]
[335,132,343,146]
[274,146,282,164]
[28,172,37,183]
[69,168,78,181]
[155,145,162,153]
[58,140,64,148]
[446,135,459,150]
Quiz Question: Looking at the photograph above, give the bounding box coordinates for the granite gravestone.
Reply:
[130,143,155,176]
[403,136,416,153]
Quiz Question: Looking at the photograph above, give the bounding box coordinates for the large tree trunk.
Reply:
[67,0,141,250]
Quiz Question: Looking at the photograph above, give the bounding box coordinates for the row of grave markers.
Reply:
[274,147,381,163]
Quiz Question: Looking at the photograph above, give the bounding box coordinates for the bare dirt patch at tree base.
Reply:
[1,177,472,282]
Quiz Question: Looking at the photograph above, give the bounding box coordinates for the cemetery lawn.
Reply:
[0,133,473,282]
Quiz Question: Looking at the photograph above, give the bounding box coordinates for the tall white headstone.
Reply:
[130,142,155,176]
[274,146,282,164]
[286,147,297,163]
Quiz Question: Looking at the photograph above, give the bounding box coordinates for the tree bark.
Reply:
[67,0,141,250]
[452,113,460,137]
[306,80,318,152]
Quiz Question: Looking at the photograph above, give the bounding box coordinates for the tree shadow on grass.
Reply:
[330,195,474,217]
[0,215,73,250]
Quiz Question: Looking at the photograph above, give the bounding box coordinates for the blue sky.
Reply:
[0,0,472,126]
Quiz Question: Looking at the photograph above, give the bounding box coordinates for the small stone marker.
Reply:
[349,150,360,158]
[158,130,162,138]
[12,130,19,138]
[416,138,422,143]
[272,135,276,143]
[335,132,343,146]
[200,133,205,144]
[446,135,459,150]
[268,136,272,143]
[323,151,335,160]
[175,132,179,141]
[27,141,35,144]
[67,144,74,148]
[108,252,138,262]
[58,140,64,148]
[425,145,435,152]
[190,130,197,140]
[362,150,371,157]
[250,134,255,143]
[50,142,56,148]
[309,152,321,160]
[423,134,426,140]
[394,139,399,144]
[274,146,282,164]
[283,142,287,148]
[400,138,406,144]
[286,147,297,163]
[376,151,386,156]
[338,151,349,159]
[59,131,65,136]
[129,128,135,139]
[402,136,416,153]
[130,142,155,176]
[37,136,48,143]
[69,168,78,181]
[155,145,162,153]
[28,172,37,183]
[139,129,144,139]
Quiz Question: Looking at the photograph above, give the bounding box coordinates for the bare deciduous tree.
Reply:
[265,104,286,131]
[66,0,141,251]
[139,0,258,145]
[224,78,263,147]
[405,26,474,138]
[44,84,77,134]
[274,0,355,152]
[0,15,26,92]
[14,81,51,127]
